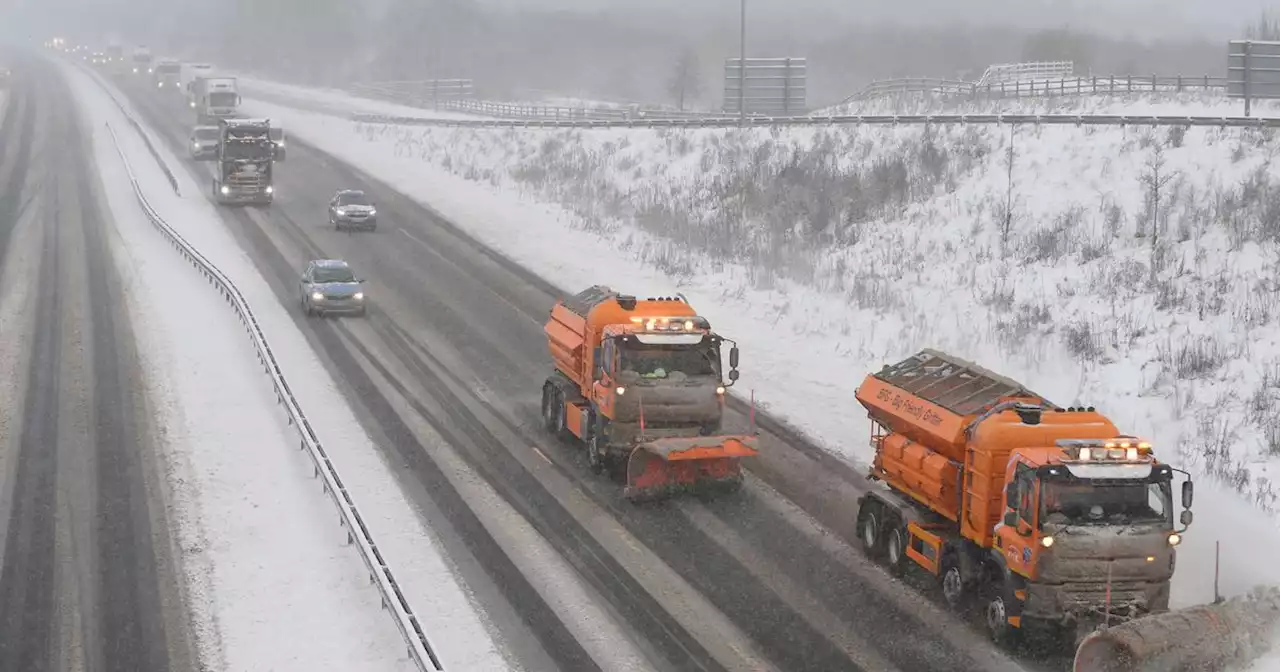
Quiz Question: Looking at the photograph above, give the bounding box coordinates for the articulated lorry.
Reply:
[180,63,214,107]
[131,46,152,75]
[192,76,240,124]
[853,350,1193,648]
[194,118,277,206]
[152,59,181,90]
[542,286,756,500]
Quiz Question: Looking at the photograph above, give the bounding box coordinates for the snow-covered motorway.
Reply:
[0,52,193,672]
[0,50,458,672]
[95,55,1050,672]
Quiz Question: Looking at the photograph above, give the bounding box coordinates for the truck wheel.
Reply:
[587,434,605,474]
[857,499,886,559]
[884,519,908,576]
[540,383,558,433]
[986,577,1022,648]
[939,556,967,610]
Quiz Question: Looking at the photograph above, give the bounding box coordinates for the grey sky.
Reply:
[477,0,1271,40]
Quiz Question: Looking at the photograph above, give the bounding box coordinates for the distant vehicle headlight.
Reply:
[220,185,230,195]
[353,292,364,301]
[368,208,376,216]
[264,185,274,194]
[311,292,324,301]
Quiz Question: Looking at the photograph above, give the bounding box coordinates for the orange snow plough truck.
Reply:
[541,286,756,501]
[853,350,1195,648]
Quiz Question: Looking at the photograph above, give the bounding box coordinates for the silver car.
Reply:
[300,259,367,317]
[329,189,377,232]
[189,125,219,160]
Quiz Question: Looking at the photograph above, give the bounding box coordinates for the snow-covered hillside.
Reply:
[248,92,1280,514]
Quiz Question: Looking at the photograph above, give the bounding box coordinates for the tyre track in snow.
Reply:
[120,77,1028,672]
[0,54,192,672]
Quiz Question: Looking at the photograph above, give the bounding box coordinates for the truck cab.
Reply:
[153,59,181,90]
[853,350,1194,649]
[196,118,277,205]
[543,287,755,500]
[131,46,153,74]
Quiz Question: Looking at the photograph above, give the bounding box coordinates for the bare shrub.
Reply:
[1062,320,1104,361]
[1166,125,1187,149]
[1158,335,1234,379]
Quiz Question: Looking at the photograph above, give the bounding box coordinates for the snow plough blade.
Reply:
[1073,587,1280,672]
[623,435,758,502]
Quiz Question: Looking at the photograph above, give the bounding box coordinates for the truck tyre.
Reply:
[986,574,1023,648]
[540,383,559,433]
[587,434,605,474]
[857,498,886,559]
[939,555,967,610]
[884,518,908,576]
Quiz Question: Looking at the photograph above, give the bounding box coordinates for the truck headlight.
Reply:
[368,208,376,216]
[716,386,726,395]
[311,292,324,301]
[1040,535,1055,548]
[264,185,274,194]
[220,185,230,195]
[615,386,625,395]
[1168,533,1182,547]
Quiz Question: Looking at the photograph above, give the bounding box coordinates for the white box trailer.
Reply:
[193,76,240,123]
[180,63,214,105]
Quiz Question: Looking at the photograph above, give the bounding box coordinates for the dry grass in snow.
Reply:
[343,99,1280,513]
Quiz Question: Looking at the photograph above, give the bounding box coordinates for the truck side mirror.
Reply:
[1180,510,1194,527]
[728,369,739,382]
[1003,511,1017,527]
[1182,480,1194,509]
[729,346,739,369]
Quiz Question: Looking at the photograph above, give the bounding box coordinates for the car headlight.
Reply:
[311,292,324,301]
[368,209,376,216]
[220,185,230,195]
[353,292,364,301]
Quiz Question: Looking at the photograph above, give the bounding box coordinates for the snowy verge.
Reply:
[227,72,488,121]
[76,88,417,672]
[239,91,1280,611]
[61,61,513,671]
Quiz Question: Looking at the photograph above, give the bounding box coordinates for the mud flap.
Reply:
[622,436,757,502]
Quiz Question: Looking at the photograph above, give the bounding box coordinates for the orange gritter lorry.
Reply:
[853,349,1194,648]
[542,286,757,501]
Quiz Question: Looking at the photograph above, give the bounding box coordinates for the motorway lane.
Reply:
[0,56,194,672]
[121,75,1036,672]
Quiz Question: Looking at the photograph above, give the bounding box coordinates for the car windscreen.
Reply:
[194,128,219,140]
[313,266,356,284]
[337,193,371,206]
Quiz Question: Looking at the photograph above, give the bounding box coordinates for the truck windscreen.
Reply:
[1041,478,1172,527]
[209,92,237,107]
[222,140,272,160]
[619,342,718,379]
